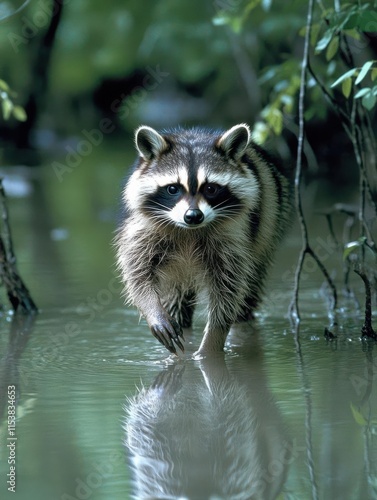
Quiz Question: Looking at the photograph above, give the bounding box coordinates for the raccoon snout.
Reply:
[184,208,204,226]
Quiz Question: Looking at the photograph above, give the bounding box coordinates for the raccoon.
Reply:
[115,124,293,356]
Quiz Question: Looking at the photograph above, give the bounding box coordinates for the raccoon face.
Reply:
[125,124,259,229]
[142,179,240,229]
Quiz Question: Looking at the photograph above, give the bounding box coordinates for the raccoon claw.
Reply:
[150,316,184,354]
[173,334,185,352]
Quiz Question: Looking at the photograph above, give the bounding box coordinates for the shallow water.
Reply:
[0,151,376,499]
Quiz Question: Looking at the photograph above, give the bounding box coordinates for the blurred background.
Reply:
[1,0,375,177]
[0,2,377,499]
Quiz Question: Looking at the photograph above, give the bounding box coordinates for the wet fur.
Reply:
[115,124,293,355]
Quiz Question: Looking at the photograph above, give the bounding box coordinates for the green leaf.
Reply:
[371,68,377,82]
[354,87,371,99]
[1,98,13,120]
[230,16,243,34]
[246,0,261,9]
[331,68,357,88]
[0,79,9,92]
[343,29,361,41]
[268,108,283,135]
[342,77,352,98]
[212,13,231,26]
[12,105,27,122]
[326,36,339,61]
[252,121,269,145]
[355,60,374,85]
[343,238,366,261]
[280,94,293,113]
[344,10,377,31]
[362,91,376,111]
[245,0,263,15]
[315,29,333,53]
[350,403,367,426]
[327,60,336,77]
[310,24,321,47]
[259,67,277,84]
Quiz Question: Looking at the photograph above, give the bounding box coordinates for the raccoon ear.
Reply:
[217,123,250,160]
[135,126,168,160]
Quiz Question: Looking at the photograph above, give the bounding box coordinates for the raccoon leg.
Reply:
[162,289,196,329]
[236,296,259,322]
[119,240,185,354]
[236,270,266,322]
[195,262,246,355]
[179,290,196,328]
[196,321,231,355]
[128,280,185,354]
[141,296,185,355]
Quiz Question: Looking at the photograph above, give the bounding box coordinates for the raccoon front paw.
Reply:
[149,314,185,354]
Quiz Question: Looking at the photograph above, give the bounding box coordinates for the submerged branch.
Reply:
[0,179,38,313]
[354,268,376,340]
[293,326,319,500]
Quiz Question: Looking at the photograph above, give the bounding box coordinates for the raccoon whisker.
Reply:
[214,203,242,212]
[148,213,171,223]
[148,201,171,211]
[146,212,173,227]
[215,210,241,218]
[212,198,235,210]
[143,217,169,229]
[214,211,241,222]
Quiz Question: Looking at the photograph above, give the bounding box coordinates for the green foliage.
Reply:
[350,403,368,426]
[314,3,377,108]
[313,2,377,54]
[313,3,377,112]
[213,0,272,34]
[331,60,377,110]
[0,0,376,136]
[0,79,26,121]
[254,61,301,140]
[213,1,377,141]
[343,237,376,263]
[214,0,377,141]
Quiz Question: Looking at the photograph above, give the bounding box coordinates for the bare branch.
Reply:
[0,179,38,313]
[290,0,337,323]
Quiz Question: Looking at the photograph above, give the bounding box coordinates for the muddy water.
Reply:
[0,148,376,499]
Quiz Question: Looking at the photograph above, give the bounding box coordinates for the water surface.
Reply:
[0,150,376,499]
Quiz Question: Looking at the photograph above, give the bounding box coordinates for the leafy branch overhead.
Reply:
[331,60,377,109]
[213,1,377,140]
[213,0,376,335]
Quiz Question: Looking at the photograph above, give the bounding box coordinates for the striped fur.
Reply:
[115,124,293,356]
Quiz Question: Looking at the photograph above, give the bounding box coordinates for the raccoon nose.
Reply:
[184,209,204,225]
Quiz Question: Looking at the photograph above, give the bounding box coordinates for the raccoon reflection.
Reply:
[115,124,293,355]
[125,340,292,499]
